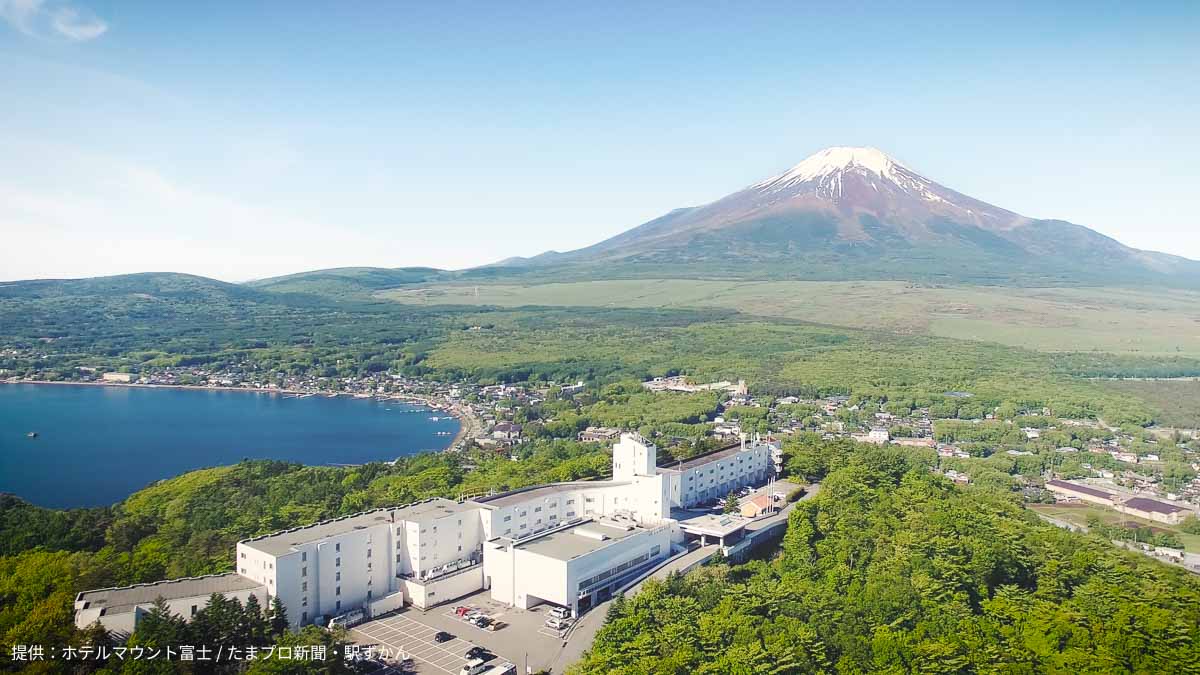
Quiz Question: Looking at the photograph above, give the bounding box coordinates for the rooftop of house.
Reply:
[75,573,263,616]
[1122,497,1188,515]
[1046,479,1115,501]
[240,498,474,556]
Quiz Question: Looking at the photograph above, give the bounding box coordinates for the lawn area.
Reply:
[381,280,1200,356]
[1029,502,1200,553]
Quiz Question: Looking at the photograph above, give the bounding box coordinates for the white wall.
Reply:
[401,567,485,609]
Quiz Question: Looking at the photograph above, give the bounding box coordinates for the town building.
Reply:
[1117,497,1191,525]
[578,426,621,443]
[1045,479,1116,507]
[739,494,774,519]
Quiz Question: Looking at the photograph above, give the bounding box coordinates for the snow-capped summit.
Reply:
[504,145,1200,286]
[754,146,906,188]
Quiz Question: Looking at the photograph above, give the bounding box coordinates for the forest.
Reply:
[572,445,1200,674]
[5,273,1200,673]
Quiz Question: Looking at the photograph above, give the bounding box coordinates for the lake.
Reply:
[0,383,459,509]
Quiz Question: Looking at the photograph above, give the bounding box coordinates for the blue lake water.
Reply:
[0,384,459,509]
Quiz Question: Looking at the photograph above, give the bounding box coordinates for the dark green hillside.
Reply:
[247,266,449,297]
[477,214,1200,287]
[572,445,1200,674]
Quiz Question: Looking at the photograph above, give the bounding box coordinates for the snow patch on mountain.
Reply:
[753,146,948,204]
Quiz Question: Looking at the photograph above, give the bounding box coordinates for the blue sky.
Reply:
[2,1,1197,281]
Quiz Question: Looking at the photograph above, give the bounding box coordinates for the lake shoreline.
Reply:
[3,378,478,451]
[2,381,467,509]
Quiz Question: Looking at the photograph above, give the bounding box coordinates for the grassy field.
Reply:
[382,280,1200,356]
[1102,379,1200,429]
[1029,503,1200,553]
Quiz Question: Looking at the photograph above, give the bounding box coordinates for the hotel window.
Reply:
[566,499,574,505]
[240,567,246,574]
[302,597,308,607]
[336,601,341,611]
[519,523,527,529]
[336,586,341,596]
[367,548,372,558]
[301,566,307,577]
[240,552,246,559]
[336,557,341,567]
[336,571,341,582]
[396,554,403,563]
[566,511,575,518]
[503,515,512,522]
[191,605,198,617]
[302,611,308,623]
[536,518,542,524]
[335,543,340,552]
[534,506,542,512]
[302,582,307,592]
[368,562,373,571]
[519,510,527,516]
[301,552,307,562]
[504,528,511,535]
[368,590,373,600]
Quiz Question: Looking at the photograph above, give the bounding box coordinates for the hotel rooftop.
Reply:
[240,498,474,556]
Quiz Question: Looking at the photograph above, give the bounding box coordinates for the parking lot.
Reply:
[352,613,480,674]
[350,590,572,674]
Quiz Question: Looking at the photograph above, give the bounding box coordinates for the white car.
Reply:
[544,617,571,630]
[548,606,571,620]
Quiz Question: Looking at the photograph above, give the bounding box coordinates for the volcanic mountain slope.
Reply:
[507,147,1199,285]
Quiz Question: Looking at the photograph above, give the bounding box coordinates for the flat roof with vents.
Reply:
[513,518,646,562]
[75,573,263,616]
[239,498,474,557]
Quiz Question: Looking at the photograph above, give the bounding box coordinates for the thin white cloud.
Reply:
[0,0,107,41]
[51,6,105,40]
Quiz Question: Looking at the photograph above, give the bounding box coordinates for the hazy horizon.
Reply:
[3,1,1198,282]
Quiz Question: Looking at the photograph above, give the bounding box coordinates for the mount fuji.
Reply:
[502,147,1199,286]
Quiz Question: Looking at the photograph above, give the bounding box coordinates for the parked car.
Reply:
[454,606,473,617]
[544,617,571,630]
[548,606,571,620]
[465,646,492,660]
[433,631,455,643]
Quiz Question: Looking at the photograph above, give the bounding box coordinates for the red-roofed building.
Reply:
[1117,497,1192,525]
[1045,479,1116,507]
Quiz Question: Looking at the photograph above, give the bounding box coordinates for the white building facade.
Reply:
[78,432,779,630]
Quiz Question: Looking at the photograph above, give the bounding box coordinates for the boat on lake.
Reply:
[27,432,38,438]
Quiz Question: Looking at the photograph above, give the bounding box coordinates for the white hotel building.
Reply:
[76,433,780,632]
